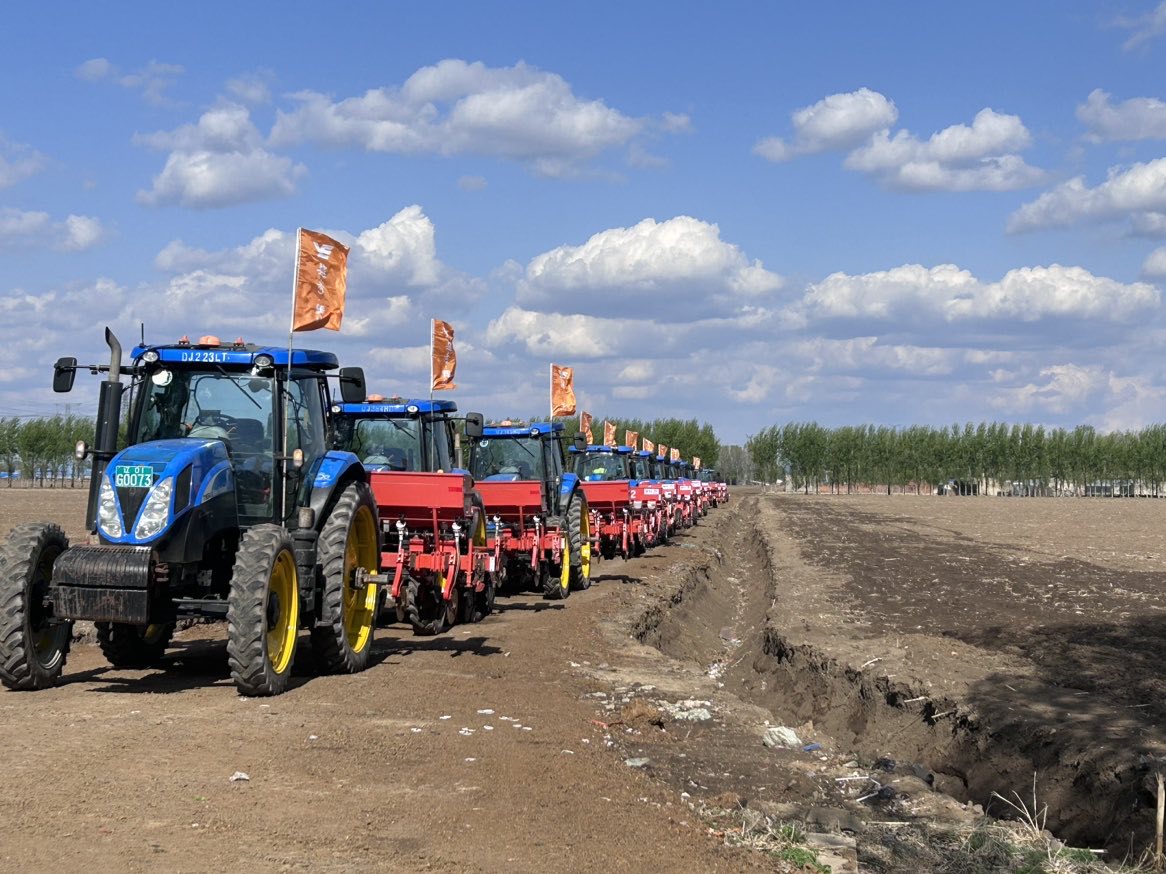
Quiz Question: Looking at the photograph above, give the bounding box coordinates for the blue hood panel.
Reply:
[105,439,232,545]
[112,439,229,481]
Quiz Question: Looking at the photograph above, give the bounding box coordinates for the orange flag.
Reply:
[693,457,701,470]
[671,448,680,462]
[431,319,457,391]
[580,411,594,444]
[292,228,349,332]
[642,438,654,453]
[603,420,616,447]
[625,430,638,448]
[550,364,576,417]
[658,443,668,459]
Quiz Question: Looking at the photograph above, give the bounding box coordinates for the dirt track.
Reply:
[3,489,1166,872]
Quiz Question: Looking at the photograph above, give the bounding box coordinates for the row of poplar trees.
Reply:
[0,415,95,487]
[746,422,1166,496]
[553,415,721,469]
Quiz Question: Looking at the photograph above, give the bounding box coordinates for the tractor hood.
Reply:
[99,438,234,545]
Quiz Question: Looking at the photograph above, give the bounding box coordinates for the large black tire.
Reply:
[311,482,379,674]
[407,574,457,635]
[96,622,174,669]
[566,492,592,591]
[475,574,495,619]
[227,525,300,696]
[0,523,72,691]
[543,550,571,600]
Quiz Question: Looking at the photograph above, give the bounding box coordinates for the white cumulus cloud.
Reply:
[800,263,1158,323]
[0,208,105,251]
[0,135,45,188]
[1008,158,1166,232]
[1144,246,1166,278]
[1077,89,1166,142]
[845,108,1043,191]
[136,104,305,208]
[753,88,898,161]
[75,58,184,105]
[756,89,1042,193]
[270,59,671,176]
[516,215,782,320]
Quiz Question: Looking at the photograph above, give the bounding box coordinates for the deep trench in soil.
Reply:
[633,495,1160,857]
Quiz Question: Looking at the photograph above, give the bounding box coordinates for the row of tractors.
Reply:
[0,331,727,696]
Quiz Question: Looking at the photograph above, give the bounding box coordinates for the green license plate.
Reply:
[113,464,155,489]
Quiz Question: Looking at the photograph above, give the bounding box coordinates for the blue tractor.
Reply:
[466,422,591,596]
[0,330,379,696]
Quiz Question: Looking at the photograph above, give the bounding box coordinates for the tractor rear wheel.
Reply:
[566,493,592,591]
[227,525,299,697]
[0,523,72,690]
[311,482,379,674]
[96,622,174,669]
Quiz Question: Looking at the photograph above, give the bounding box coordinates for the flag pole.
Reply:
[282,227,302,523]
[548,363,552,421]
[429,317,438,470]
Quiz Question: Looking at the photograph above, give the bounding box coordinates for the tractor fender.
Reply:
[307,451,367,528]
[559,472,581,504]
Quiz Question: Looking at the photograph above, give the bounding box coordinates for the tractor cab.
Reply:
[628,450,655,483]
[468,421,576,512]
[332,396,458,473]
[570,444,632,482]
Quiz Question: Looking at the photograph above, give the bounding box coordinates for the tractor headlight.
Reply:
[134,477,173,540]
[97,476,123,539]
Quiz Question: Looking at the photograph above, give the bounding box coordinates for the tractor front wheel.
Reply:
[311,482,379,674]
[566,493,592,592]
[0,523,72,691]
[227,525,300,696]
[96,622,174,669]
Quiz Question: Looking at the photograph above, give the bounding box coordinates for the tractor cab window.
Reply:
[424,415,455,471]
[284,378,326,463]
[135,368,274,452]
[468,437,543,482]
[577,453,625,481]
[340,417,422,471]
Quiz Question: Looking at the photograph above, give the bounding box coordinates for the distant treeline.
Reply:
[0,415,95,486]
[548,415,721,468]
[746,422,1166,496]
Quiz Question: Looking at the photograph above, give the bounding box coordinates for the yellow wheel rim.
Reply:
[559,537,570,593]
[579,511,591,580]
[342,503,379,653]
[266,548,299,674]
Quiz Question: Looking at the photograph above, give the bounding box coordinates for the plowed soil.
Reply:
[2,488,1165,872]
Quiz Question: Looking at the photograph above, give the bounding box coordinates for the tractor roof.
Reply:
[336,399,457,416]
[483,421,562,438]
[133,339,337,370]
[569,444,633,454]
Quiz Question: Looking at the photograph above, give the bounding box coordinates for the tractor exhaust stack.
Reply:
[86,327,124,532]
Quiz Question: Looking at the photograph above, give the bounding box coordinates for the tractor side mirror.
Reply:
[464,412,484,439]
[338,367,366,404]
[53,357,77,393]
[573,432,587,451]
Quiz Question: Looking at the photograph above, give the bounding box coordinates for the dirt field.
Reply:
[2,489,1165,872]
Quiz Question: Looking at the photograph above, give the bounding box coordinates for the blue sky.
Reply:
[3,2,1166,443]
